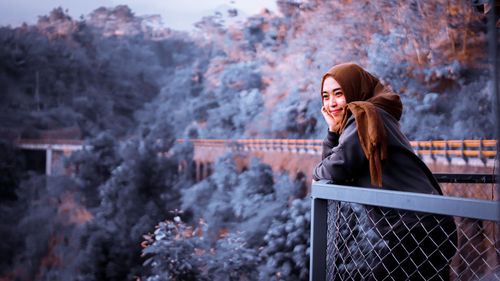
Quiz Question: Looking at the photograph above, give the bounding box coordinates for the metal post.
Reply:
[417,141,422,159]
[46,147,52,175]
[480,138,487,165]
[461,139,468,164]
[310,196,327,281]
[445,140,451,164]
[487,0,500,255]
[430,141,436,161]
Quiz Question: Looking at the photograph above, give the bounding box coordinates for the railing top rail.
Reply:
[409,139,497,148]
[15,139,84,145]
[311,180,500,221]
[15,138,497,148]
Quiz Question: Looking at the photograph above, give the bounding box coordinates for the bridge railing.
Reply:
[12,138,499,176]
[411,139,497,165]
[178,138,324,153]
[14,139,84,151]
[310,178,500,281]
[14,138,498,157]
[177,138,498,160]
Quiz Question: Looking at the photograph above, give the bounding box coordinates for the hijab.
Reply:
[321,63,402,187]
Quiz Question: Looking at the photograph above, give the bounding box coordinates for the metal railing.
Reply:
[412,140,497,165]
[179,139,498,157]
[178,138,324,153]
[310,178,500,281]
[14,139,84,151]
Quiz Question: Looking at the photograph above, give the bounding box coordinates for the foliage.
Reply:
[68,132,122,208]
[142,215,207,281]
[0,109,192,281]
[144,187,311,281]
[65,123,187,280]
[259,198,311,281]
[0,140,25,201]
[0,1,493,142]
[181,155,302,245]
[0,7,199,138]
[270,89,321,138]
[145,154,307,280]
[142,215,260,281]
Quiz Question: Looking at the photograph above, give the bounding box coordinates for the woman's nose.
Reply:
[327,98,336,108]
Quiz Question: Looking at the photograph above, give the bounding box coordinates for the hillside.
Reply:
[0,1,494,142]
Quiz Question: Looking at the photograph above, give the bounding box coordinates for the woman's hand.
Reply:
[321,106,338,132]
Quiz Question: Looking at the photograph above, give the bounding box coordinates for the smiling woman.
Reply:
[312,63,458,280]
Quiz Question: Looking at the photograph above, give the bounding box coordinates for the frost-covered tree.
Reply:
[181,155,301,244]
[146,155,309,280]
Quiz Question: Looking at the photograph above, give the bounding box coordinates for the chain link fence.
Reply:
[325,201,497,280]
[310,180,500,281]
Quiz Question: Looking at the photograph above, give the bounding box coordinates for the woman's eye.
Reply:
[335,92,343,97]
[322,95,329,99]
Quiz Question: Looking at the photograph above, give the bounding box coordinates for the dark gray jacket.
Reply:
[313,107,442,195]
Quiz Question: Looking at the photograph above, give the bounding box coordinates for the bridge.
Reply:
[14,138,498,186]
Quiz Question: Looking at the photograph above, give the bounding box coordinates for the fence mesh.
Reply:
[326,200,500,281]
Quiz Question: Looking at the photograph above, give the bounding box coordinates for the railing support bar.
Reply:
[310,196,327,281]
[46,147,52,175]
[487,0,500,242]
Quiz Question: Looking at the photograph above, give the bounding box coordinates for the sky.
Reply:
[0,0,279,31]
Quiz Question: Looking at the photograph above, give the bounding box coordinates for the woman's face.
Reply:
[322,76,347,122]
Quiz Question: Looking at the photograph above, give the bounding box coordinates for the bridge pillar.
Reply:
[196,162,206,182]
[195,162,200,182]
[46,147,53,175]
[206,162,213,177]
[189,161,196,181]
[202,162,207,180]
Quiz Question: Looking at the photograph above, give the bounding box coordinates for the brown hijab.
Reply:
[321,63,402,187]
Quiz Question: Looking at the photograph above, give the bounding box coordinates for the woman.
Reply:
[312,63,457,280]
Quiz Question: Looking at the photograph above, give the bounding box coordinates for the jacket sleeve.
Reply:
[312,117,367,182]
[322,130,340,159]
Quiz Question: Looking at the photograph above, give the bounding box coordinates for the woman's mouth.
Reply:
[330,109,342,116]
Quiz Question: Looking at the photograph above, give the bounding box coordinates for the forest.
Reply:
[0,1,495,280]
